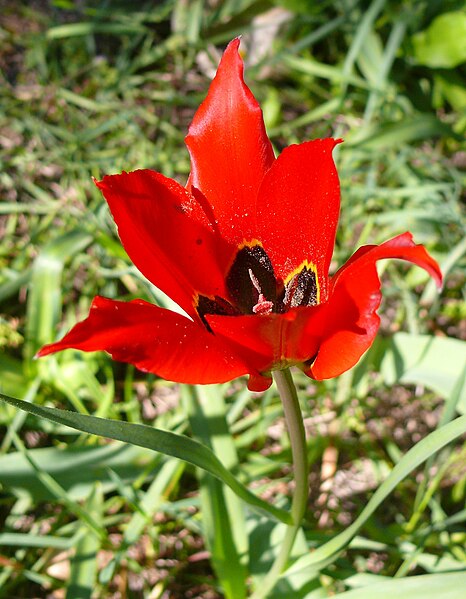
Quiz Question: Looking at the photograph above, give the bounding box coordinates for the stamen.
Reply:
[248,269,262,294]
[283,274,299,308]
[226,243,276,314]
[249,269,274,315]
[283,266,319,308]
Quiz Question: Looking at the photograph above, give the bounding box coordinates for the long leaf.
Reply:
[0,392,292,525]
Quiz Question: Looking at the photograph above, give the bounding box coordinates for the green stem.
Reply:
[251,368,309,599]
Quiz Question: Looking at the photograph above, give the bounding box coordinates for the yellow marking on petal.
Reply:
[284,260,321,304]
[238,238,263,250]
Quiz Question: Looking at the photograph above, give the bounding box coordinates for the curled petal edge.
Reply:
[308,232,442,380]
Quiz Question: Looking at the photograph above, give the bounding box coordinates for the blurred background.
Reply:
[0,1,465,597]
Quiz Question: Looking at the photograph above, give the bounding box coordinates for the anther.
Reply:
[283,274,299,308]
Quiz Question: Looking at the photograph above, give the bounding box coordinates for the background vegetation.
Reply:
[1,0,465,597]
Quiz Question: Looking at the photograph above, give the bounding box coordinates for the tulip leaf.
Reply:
[0,392,292,526]
[283,414,466,576]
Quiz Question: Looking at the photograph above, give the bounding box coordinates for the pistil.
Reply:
[249,269,274,315]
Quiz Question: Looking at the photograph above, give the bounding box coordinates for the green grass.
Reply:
[1,1,465,597]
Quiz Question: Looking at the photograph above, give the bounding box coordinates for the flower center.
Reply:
[226,243,277,314]
[195,242,320,325]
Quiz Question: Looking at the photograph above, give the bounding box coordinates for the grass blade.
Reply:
[68,483,103,599]
[331,571,466,598]
[185,385,248,599]
[285,414,466,576]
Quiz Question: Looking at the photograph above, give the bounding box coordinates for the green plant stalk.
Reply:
[251,368,309,599]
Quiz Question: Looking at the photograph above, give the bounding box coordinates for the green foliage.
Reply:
[380,333,466,411]
[0,0,465,597]
[332,572,466,598]
[3,391,466,597]
[412,11,466,68]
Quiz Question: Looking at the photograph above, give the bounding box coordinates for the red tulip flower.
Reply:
[38,39,442,392]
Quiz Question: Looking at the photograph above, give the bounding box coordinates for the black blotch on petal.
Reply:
[226,245,277,313]
[196,295,239,330]
[283,267,319,309]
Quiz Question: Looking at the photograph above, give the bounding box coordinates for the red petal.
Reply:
[208,306,326,379]
[255,139,341,297]
[37,297,252,385]
[185,38,275,244]
[309,232,442,379]
[96,170,235,318]
[247,373,273,392]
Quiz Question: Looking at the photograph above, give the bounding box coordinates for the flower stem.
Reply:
[251,368,309,598]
